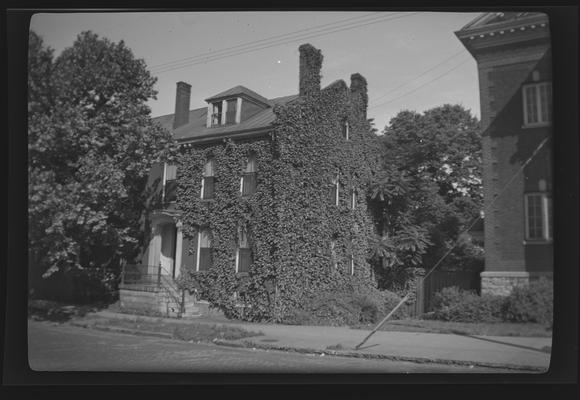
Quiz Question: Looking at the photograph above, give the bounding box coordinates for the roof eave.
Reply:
[176,126,272,146]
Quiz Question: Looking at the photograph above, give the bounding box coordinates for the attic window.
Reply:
[211,102,223,126]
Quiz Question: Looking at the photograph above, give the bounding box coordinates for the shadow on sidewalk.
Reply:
[451,332,551,354]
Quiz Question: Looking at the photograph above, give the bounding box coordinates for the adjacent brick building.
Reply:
[456,12,553,295]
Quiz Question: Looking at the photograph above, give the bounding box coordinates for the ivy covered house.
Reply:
[120,44,379,320]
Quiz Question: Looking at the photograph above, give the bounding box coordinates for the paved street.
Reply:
[28,320,510,373]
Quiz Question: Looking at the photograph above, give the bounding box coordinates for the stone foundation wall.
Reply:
[481,271,553,296]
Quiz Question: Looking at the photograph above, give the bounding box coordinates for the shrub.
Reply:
[429,286,503,322]
[281,282,407,326]
[501,278,553,325]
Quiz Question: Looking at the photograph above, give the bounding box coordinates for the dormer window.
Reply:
[211,102,223,126]
[226,99,237,125]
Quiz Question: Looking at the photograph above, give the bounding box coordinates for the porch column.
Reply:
[174,221,183,278]
[148,223,161,270]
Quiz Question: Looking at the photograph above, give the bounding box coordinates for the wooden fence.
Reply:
[403,270,481,317]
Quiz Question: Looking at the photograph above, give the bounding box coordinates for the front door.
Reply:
[160,224,176,277]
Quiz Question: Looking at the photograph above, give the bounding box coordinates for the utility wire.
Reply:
[151,12,383,70]
[355,135,551,350]
[370,49,466,104]
[368,57,472,110]
[151,13,420,74]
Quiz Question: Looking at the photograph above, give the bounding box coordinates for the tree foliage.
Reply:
[28,31,175,278]
[368,105,483,294]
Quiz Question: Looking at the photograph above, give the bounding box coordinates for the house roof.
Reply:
[153,93,298,143]
[458,12,543,31]
[455,12,550,56]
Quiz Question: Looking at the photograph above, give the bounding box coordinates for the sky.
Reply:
[30,11,482,133]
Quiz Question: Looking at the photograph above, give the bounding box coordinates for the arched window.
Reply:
[196,228,213,271]
[241,153,257,196]
[201,157,215,200]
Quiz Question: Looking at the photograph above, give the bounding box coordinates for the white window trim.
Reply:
[200,177,205,199]
[344,121,350,140]
[162,162,167,203]
[522,81,552,128]
[351,189,356,210]
[332,173,340,206]
[350,256,354,275]
[524,192,552,243]
[235,248,240,273]
[195,229,201,272]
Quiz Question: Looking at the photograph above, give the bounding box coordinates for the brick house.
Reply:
[120,44,376,317]
[456,12,553,295]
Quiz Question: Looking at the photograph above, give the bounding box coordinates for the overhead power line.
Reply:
[368,57,472,111]
[151,12,421,74]
[151,12,382,70]
[369,49,466,104]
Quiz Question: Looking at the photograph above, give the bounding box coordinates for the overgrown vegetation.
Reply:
[427,278,553,326]
[369,105,483,296]
[176,45,381,322]
[28,31,175,291]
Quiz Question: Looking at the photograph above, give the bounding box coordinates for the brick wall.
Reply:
[477,43,553,276]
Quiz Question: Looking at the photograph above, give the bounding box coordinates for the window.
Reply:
[330,173,339,206]
[342,119,350,140]
[163,164,177,203]
[196,228,213,271]
[211,102,223,126]
[236,227,253,273]
[201,157,215,200]
[226,99,237,125]
[523,82,552,127]
[241,154,257,196]
[524,193,552,242]
[345,239,354,275]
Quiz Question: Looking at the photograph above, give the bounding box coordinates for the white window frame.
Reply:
[350,255,355,276]
[235,226,251,273]
[524,192,552,243]
[196,228,212,271]
[162,163,177,204]
[343,120,350,140]
[522,81,552,128]
[332,173,340,206]
[350,189,356,210]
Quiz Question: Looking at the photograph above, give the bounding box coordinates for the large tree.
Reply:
[368,104,483,294]
[28,31,175,278]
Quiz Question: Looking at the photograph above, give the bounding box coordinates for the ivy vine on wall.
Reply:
[175,53,381,322]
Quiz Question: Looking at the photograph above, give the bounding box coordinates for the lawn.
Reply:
[354,318,552,337]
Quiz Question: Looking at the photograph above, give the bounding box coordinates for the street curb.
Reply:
[70,321,174,339]
[212,339,547,373]
[73,312,548,373]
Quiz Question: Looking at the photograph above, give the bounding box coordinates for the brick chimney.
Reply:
[299,44,323,97]
[350,73,368,118]
[173,81,191,129]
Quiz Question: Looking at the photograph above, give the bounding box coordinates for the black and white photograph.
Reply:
[7,7,578,384]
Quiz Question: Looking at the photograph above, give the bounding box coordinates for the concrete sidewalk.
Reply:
[82,310,551,372]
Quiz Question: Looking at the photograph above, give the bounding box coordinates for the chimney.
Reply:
[350,73,368,117]
[299,44,323,97]
[173,81,192,129]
